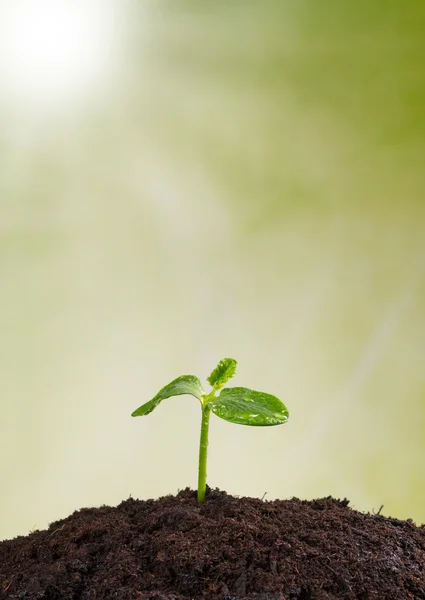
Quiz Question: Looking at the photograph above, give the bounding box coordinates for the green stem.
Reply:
[197,404,211,503]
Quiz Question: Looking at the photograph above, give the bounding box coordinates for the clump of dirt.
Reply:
[1,488,424,600]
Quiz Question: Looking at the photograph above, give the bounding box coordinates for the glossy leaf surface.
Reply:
[131,375,204,417]
[209,387,289,426]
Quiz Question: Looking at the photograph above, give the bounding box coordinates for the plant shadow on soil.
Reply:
[1,488,424,599]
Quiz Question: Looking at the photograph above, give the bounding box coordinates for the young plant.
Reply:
[131,358,289,503]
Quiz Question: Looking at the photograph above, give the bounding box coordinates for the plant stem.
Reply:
[197,404,211,503]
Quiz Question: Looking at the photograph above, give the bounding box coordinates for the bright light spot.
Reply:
[0,0,120,114]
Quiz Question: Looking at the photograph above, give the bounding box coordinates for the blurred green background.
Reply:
[1,0,424,541]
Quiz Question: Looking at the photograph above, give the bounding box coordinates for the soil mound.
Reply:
[1,488,424,599]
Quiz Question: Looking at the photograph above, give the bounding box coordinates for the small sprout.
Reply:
[131,358,289,503]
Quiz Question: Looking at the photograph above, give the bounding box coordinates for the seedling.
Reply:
[131,358,289,503]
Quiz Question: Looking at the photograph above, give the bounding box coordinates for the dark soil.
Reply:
[1,488,424,600]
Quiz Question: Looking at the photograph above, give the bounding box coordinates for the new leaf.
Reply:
[207,357,237,389]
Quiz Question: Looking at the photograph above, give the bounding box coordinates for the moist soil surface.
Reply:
[1,488,424,600]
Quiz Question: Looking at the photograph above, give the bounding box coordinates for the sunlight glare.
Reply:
[0,0,119,113]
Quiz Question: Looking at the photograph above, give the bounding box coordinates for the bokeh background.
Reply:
[1,0,424,541]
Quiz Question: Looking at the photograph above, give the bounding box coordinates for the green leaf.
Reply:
[207,358,237,389]
[131,375,205,417]
[209,387,289,426]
